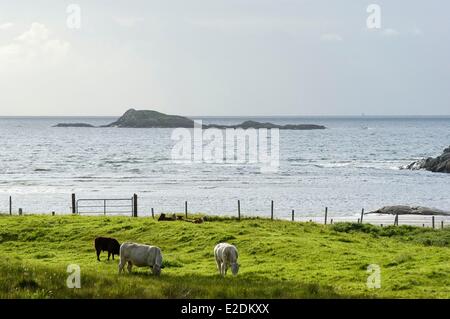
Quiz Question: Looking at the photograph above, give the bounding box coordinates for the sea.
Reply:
[0,116,449,220]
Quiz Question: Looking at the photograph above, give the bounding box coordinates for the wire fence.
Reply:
[3,194,449,229]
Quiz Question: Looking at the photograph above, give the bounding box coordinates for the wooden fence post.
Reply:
[357,218,360,224]
[151,208,154,219]
[324,207,328,225]
[9,196,12,215]
[185,201,188,219]
[432,216,435,229]
[133,194,138,217]
[394,214,399,226]
[238,200,241,220]
[18,208,22,216]
[271,200,274,220]
[360,208,364,224]
[441,220,444,229]
[71,193,76,214]
[291,209,294,222]
[52,211,55,216]
[330,218,333,224]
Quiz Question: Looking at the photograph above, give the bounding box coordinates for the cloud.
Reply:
[0,22,14,30]
[320,33,343,42]
[0,23,70,63]
[113,16,144,28]
[382,28,400,37]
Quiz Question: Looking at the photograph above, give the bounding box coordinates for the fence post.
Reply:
[9,196,12,215]
[52,211,55,216]
[357,218,360,224]
[71,193,76,214]
[432,216,435,229]
[324,207,328,225]
[441,220,444,229]
[18,208,22,216]
[394,214,399,226]
[104,200,107,216]
[152,208,154,219]
[271,200,274,220]
[330,218,333,224]
[360,208,364,224]
[185,201,188,219]
[133,194,138,217]
[238,200,241,220]
[291,209,294,222]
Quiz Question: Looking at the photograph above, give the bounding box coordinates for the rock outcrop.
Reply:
[53,123,95,127]
[366,205,450,216]
[404,146,450,173]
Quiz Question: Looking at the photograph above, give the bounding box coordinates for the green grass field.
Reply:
[0,214,449,299]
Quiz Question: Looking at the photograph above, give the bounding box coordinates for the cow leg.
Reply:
[221,262,226,276]
[112,254,115,260]
[118,260,125,274]
[127,261,133,273]
[96,249,101,261]
[108,252,111,261]
[216,260,222,275]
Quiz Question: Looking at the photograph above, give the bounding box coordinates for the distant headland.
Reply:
[54,108,327,130]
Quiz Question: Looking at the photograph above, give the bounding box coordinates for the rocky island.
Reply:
[55,108,327,130]
[403,146,450,173]
[53,123,95,128]
[103,109,195,128]
[205,120,326,130]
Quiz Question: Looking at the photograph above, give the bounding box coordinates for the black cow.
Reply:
[94,237,121,261]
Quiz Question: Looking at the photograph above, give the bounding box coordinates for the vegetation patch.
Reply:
[0,215,448,298]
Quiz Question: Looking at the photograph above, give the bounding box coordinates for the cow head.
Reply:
[231,263,239,276]
[152,264,161,276]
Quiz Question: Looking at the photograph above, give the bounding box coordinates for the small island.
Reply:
[54,108,327,130]
[53,123,95,128]
[103,109,195,128]
[205,120,326,130]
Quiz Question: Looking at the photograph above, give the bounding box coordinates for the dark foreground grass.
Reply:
[0,215,449,298]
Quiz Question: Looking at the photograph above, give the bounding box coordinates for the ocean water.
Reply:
[0,116,449,219]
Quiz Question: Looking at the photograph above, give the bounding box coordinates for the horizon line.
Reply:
[1,114,450,118]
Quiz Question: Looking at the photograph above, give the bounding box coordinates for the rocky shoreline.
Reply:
[403,146,450,173]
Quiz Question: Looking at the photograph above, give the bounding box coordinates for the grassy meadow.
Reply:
[0,214,449,299]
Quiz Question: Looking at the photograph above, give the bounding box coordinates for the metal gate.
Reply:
[74,194,138,216]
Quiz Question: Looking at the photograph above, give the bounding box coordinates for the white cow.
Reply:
[214,243,239,276]
[118,242,163,276]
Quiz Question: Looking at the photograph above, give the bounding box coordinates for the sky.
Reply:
[0,0,449,116]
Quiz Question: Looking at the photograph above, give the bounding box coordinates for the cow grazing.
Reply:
[214,243,239,276]
[94,237,121,261]
[118,242,163,276]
